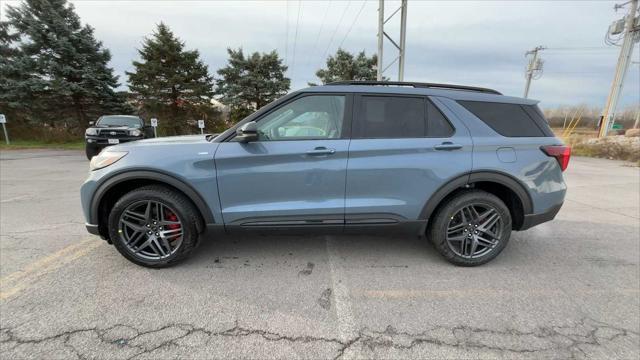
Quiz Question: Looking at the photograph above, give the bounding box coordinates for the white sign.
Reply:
[150,118,158,127]
[0,114,6,124]
[198,120,205,129]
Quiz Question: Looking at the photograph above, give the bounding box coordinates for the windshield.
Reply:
[96,116,143,128]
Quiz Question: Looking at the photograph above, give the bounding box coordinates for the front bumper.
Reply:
[86,223,100,235]
[85,136,143,146]
[519,203,563,230]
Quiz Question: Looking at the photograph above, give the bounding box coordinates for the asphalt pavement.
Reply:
[1,149,638,359]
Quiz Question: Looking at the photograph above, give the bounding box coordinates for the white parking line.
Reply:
[325,236,358,344]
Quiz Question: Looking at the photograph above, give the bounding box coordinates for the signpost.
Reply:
[150,118,158,138]
[198,120,205,134]
[0,114,9,145]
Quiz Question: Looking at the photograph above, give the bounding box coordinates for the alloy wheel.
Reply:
[118,200,184,260]
[445,203,503,259]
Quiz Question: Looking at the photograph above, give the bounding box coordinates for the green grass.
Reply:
[0,140,84,150]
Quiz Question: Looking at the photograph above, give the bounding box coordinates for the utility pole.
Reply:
[377,0,408,81]
[523,46,546,98]
[634,61,640,128]
[377,0,384,81]
[398,0,407,81]
[599,0,640,137]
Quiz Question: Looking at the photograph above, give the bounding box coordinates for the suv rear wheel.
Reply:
[429,190,512,266]
[107,185,201,268]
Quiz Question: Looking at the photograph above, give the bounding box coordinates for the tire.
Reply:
[107,185,202,268]
[428,190,512,266]
[85,145,100,160]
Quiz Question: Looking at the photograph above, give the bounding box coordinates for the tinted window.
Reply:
[427,101,454,137]
[256,95,345,141]
[353,96,454,138]
[522,105,555,137]
[458,101,546,137]
[354,96,426,138]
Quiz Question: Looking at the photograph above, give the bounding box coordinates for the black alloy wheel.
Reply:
[429,190,512,266]
[108,185,201,267]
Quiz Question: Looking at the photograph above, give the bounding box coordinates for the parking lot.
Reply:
[0,149,638,359]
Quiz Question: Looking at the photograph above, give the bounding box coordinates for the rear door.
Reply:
[215,93,352,228]
[345,94,473,224]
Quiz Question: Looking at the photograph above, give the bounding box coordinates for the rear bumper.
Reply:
[519,203,563,230]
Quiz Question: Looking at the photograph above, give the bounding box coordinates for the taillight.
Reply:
[541,145,571,171]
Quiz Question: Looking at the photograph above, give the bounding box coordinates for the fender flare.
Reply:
[90,170,215,225]
[419,171,533,221]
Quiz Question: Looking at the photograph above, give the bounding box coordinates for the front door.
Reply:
[215,93,352,228]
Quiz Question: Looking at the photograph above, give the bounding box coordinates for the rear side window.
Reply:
[353,96,454,138]
[458,101,548,137]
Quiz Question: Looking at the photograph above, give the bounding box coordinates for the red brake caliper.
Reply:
[164,210,181,231]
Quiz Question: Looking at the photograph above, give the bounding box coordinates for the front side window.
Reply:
[256,95,345,141]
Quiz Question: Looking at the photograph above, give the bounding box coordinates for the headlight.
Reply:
[89,151,128,171]
[85,128,98,136]
[129,129,142,136]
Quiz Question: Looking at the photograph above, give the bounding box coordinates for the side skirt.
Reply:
[203,220,427,237]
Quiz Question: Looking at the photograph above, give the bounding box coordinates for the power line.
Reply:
[290,0,303,76]
[284,0,289,66]
[338,0,368,50]
[306,0,332,68]
[319,0,352,68]
[545,46,618,51]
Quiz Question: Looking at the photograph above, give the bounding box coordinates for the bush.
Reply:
[5,124,82,143]
[569,135,640,164]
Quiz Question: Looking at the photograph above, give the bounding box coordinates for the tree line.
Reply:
[0,0,378,139]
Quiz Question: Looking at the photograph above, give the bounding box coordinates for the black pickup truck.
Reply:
[85,115,153,159]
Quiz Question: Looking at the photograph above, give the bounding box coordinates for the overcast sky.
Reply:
[2,0,639,110]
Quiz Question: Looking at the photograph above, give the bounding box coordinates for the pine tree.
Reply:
[127,23,215,136]
[215,48,290,123]
[0,0,128,131]
[0,22,27,126]
[314,49,378,85]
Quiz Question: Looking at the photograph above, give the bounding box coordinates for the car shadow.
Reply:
[183,232,444,270]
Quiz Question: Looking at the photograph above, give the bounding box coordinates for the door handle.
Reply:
[306,147,336,156]
[434,142,463,151]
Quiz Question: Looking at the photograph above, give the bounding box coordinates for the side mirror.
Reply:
[236,121,258,143]
[89,121,95,126]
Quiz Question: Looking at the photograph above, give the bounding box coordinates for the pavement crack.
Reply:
[346,317,639,358]
[1,317,637,359]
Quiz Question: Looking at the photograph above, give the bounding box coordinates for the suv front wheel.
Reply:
[107,185,201,268]
[429,190,512,266]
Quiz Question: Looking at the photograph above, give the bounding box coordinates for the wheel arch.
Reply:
[420,171,533,231]
[91,170,214,239]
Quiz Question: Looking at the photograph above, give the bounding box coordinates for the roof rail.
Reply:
[325,81,502,95]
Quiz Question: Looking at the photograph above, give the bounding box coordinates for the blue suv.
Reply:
[81,81,569,268]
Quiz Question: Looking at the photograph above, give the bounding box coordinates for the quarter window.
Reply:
[427,101,454,137]
[256,95,345,141]
[458,101,547,137]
